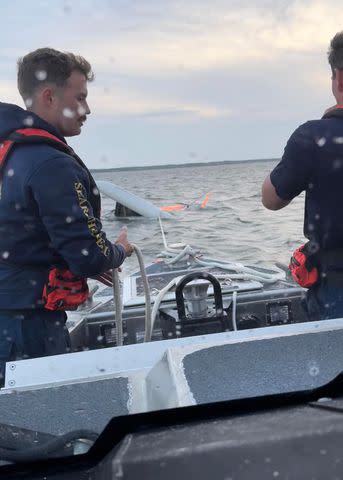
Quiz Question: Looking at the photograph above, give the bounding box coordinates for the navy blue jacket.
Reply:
[270,109,343,262]
[0,102,125,310]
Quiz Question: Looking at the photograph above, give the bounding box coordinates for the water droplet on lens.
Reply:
[316,137,326,147]
[333,159,342,169]
[35,70,47,81]
[25,98,33,108]
[23,116,34,127]
[63,108,75,118]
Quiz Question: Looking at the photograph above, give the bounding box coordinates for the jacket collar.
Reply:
[322,104,343,119]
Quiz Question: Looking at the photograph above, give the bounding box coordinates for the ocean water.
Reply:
[93,161,306,275]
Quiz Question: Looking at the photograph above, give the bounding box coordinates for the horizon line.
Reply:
[90,157,279,173]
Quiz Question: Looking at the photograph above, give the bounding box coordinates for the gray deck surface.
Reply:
[0,377,129,435]
[183,329,343,403]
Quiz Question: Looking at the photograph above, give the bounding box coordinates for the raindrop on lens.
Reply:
[63,108,75,118]
[77,106,86,116]
[23,116,34,127]
[35,70,47,81]
[333,159,342,169]
[308,361,319,377]
[316,137,326,147]
[25,98,33,108]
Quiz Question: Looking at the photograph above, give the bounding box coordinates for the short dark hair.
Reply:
[17,47,94,101]
[328,31,343,77]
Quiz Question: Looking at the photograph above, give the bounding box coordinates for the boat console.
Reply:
[68,262,306,351]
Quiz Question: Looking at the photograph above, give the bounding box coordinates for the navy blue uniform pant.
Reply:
[0,310,71,385]
[305,283,343,321]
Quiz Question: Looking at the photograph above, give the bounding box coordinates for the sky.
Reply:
[1,0,342,169]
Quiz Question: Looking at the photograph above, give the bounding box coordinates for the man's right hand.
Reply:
[115,226,134,257]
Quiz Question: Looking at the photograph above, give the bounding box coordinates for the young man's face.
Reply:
[52,70,90,137]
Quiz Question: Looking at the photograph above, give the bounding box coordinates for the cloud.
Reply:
[90,84,231,118]
[0,0,340,122]
[77,0,342,76]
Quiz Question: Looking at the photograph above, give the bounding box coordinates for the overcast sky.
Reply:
[1,0,341,168]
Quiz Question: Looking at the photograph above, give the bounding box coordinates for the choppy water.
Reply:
[93,161,306,275]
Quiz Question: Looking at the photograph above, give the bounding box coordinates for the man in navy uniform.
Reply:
[262,31,343,321]
[0,48,133,381]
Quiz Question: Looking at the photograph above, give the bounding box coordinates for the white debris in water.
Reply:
[333,137,343,144]
[93,187,99,196]
[35,70,47,81]
[333,159,342,169]
[7,169,14,177]
[65,216,74,223]
[81,248,89,256]
[1,251,9,259]
[63,108,75,118]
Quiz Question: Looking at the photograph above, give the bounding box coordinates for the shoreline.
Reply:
[90,157,279,173]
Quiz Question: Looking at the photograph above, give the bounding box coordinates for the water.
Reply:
[93,161,306,275]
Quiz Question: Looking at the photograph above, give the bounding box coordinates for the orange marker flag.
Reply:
[200,192,211,209]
